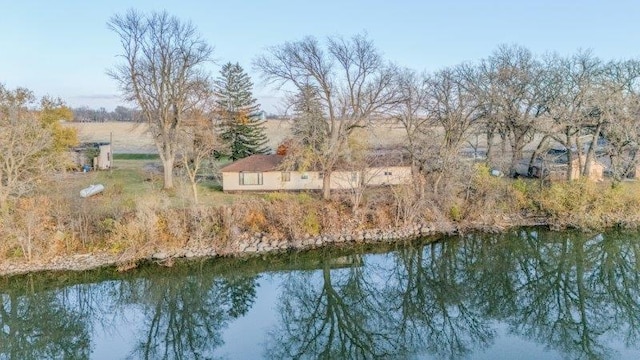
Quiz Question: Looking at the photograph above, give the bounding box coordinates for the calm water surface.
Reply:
[2,229,640,359]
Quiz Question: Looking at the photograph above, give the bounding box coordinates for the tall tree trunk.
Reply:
[191,182,199,205]
[529,134,550,170]
[486,128,496,166]
[583,123,603,177]
[573,133,584,180]
[509,140,522,177]
[322,171,331,200]
[565,129,574,181]
[162,157,174,189]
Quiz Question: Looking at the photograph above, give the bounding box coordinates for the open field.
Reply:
[65,120,603,178]
[64,122,156,154]
[64,120,409,154]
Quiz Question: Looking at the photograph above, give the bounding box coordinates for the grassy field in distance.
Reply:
[64,120,408,154]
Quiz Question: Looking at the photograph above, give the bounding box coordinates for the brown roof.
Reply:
[220,154,285,172]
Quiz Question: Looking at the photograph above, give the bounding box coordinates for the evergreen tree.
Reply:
[214,62,269,160]
[291,84,328,152]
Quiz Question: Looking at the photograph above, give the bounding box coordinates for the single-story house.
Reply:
[71,142,112,170]
[220,154,412,192]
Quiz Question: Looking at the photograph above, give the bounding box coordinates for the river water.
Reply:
[1,229,640,359]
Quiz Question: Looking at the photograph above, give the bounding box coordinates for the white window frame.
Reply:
[239,172,263,185]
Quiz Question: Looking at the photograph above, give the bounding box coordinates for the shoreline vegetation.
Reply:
[2,159,640,278]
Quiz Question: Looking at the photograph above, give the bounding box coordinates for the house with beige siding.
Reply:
[220,154,412,192]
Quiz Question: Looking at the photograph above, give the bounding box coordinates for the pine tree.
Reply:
[291,84,328,152]
[214,62,269,161]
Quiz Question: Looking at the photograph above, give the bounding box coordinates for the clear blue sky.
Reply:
[1,0,638,113]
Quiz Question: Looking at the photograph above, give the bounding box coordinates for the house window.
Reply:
[239,172,263,185]
[301,173,309,180]
[318,172,324,179]
[282,172,291,182]
[384,171,392,176]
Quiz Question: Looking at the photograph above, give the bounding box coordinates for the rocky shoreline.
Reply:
[0,221,479,278]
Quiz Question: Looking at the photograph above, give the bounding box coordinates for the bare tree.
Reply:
[472,45,547,175]
[424,66,482,193]
[598,60,640,182]
[108,9,213,189]
[391,68,430,173]
[543,50,604,180]
[0,85,56,209]
[178,106,219,205]
[335,135,378,214]
[469,58,503,166]
[394,65,481,194]
[255,34,398,199]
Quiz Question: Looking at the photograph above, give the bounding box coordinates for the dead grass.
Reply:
[64,121,156,153]
[64,120,409,154]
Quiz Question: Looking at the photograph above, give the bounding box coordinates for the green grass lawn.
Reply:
[112,153,160,160]
[67,156,312,209]
[74,157,244,207]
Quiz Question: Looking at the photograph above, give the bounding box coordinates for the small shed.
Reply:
[518,155,604,181]
[72,142,112,170]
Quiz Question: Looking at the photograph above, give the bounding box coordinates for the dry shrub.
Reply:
[302,211,321,236]
[2,197,56,260]
[156,208,190,245]
[43,176,137,253]
[358,188,395,229]
[104,194,172,256]
[261,194,318,239]
[185,206,227,245]
[372,206,394,228]
[533,180,640,229]
[245,208,269,233]
[67,197,104,249]
[510,178,538,211]
[461,164,519,222]
[319,201,346,233]
[390,183,425,226]
[411,162,476,223]
[229,198,268,234]
[228,192,337,240]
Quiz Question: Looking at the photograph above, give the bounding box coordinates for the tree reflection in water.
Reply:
[266,230,640,360]
[265,252,408,359]
[501,230,640,360]
[0,262,258,360]
[0,278,91,359]
[120,265,258,359]
[390,241,496,359]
